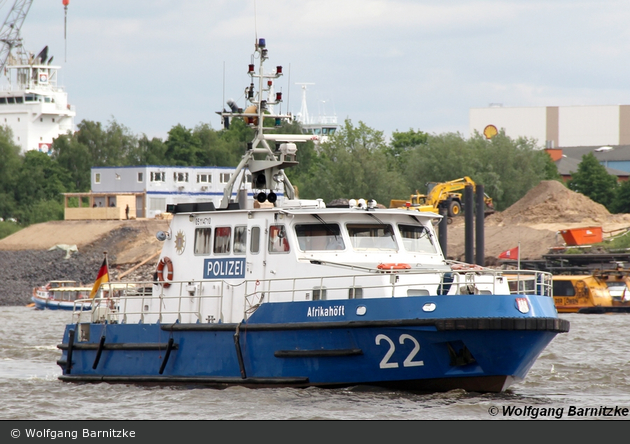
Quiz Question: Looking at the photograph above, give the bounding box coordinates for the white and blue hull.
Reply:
[58,295,568,392]
[32,295,91,311]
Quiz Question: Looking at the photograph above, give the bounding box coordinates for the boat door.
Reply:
[243,217,292,306]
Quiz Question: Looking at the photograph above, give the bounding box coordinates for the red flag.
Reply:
[89,258,109,299]
[498,246,519,259]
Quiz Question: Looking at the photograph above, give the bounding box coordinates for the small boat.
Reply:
[553,269,630,314]
[32,280,92,311]
[55,39,569,393]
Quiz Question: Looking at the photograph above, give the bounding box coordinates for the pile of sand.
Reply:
[489,180,612,225]
[447,180,630,262]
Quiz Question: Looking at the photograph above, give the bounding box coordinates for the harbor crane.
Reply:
[0,0,33,74]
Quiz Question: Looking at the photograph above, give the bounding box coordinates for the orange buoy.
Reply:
[156,257,174,288]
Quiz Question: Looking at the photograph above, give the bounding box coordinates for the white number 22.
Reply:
[375,334,424,369]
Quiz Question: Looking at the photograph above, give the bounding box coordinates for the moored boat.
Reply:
[55,39,569,393]
[553,269,630,314]
[32,280,92,311]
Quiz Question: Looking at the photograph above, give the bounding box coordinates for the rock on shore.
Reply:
[0,223,164,306]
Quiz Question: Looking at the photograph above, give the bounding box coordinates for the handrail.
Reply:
[69,268,553,326]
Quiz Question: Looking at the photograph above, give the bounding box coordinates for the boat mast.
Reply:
[218,38,315,210]
[296,82,314,125]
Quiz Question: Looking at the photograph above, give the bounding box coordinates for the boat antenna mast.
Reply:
[295,82,314,124]
[217,38,315,210]
[0,0,33,76]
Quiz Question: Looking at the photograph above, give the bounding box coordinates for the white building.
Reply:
[89,165,260,219]
[469,105,630,148]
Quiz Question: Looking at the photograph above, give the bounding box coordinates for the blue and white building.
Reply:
[91,165,256,219]
[64,165,270,220]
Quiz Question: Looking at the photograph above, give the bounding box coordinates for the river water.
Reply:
[1,306,629,421]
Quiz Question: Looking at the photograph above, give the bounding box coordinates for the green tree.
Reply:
[127,135,168,166]
[611,179,630,214]
[76,119,138,167]
[195,122,246,167]
[51,133,91,191]
[165,124,202,166]
[294,119,407,204]
[400,130,561,211]
[0,126,21,219]
[568,152,619,210]
[388,129,428,168]
[15,151,69,204]
[0,221,21,240]
[16,199,65,225]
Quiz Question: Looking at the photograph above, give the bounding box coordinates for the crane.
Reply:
[0,0,33,75]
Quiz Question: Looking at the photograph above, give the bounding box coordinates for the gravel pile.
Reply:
[0,225,160,306]
[0,249,104,305]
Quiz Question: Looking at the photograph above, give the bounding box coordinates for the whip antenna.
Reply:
[63,0,69,62]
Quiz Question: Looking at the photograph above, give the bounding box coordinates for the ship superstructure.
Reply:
[0,1,75,153]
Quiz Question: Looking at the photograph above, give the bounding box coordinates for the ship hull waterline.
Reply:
[57,297,569,393]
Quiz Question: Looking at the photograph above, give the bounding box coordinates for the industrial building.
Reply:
[470,104,630,180]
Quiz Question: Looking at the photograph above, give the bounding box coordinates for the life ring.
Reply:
[156,257,174,288]
[377,263,411,270]
[450,263,484,271]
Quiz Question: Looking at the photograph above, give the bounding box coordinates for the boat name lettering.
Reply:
[307,305,345,317]
[195,217,212,227]
[203,258,246,279]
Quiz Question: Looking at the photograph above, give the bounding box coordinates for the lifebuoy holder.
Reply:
[450,263,485,271]
[377,263,411,271]
[157,256,174,288]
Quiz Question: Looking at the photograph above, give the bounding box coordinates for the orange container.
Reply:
[560,227,603,246]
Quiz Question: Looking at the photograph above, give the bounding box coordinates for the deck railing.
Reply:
[69,268,553,325]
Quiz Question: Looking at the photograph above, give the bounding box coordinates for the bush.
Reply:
[0,221,21,240]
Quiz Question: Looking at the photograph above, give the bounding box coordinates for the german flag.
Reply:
[89,258,109,299]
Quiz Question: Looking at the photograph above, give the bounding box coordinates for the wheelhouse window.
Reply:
[347,223,397,251]
[214,227,231,254]
[220,173,231,184]
[233,226,247,254]
[398,224,437,253]
[295,223,344,251]
[250,227,261,254]
[552,280,576,297]
[194,228,212,255]
[268,225,290,253]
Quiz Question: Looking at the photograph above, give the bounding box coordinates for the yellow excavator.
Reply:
[389,177,495,218]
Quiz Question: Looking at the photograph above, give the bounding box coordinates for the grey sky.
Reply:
[14,0,630,142]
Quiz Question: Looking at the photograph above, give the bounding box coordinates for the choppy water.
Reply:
[1,306,629,420]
